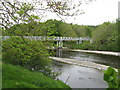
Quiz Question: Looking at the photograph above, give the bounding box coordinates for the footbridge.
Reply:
[2,36,91,48]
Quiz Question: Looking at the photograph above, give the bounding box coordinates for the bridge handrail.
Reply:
[1,36,91,41]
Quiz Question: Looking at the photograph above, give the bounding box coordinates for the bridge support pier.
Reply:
[90,40,93,43]
[57,41,59,47]
[57,41,63,48]
[77,40,82,44]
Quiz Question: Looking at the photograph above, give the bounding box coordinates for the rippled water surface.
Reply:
[55,49,120,68]
[52,61,108,88]
[51,49,119,88]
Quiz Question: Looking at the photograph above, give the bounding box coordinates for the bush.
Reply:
[2,36,52,71]
[104,67,120,88]
[64,41,95,50]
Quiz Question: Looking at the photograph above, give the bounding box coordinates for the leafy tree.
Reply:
[91,21,119,51]
[3,22,44,36]
[77,26,88,37]
[0,0,40,29]
[3,19,78,37]
[42,20,58,36]
[72,25,92,37]
[0,0,96,29]
[2,36,52,71]
[72,25,82,37]
[58,22,77,37]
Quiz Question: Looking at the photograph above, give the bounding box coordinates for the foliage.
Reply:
[40,65,60,79]
[42,20,59,36]
[2,20,119,52]
[65,21,119,52]
[2,63,70,88]
[104,67,120,88]
[3,22,43,36]
[3,19,79,37]
[57,22,77,37]
[2,36,52,71]
[91,21,119,51]
[1,0,94,29]
[64,41,95,50]
[72,25,92,37]
[0,0,39,29]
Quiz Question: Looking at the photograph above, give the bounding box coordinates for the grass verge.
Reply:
[2,63,70,88]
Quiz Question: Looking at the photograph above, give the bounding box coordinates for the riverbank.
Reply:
[70,49,120,56]
[61,47,120,56]
[49,57,117,71]
[2,63,70,88]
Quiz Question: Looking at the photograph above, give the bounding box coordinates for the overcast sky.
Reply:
[41,0,120,26]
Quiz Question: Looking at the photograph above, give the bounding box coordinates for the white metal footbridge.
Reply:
[2,36,91,48]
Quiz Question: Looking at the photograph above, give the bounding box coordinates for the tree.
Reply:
[42,19,58,36]
[0,0,39,29]
[0,0,96,29]
[3,22,44,36]
[58,22,77,37]
[2,36,51,71]
[91,21,119,51]
[72,25,92,37]
[92,23,110,46]
[72,25,82,37]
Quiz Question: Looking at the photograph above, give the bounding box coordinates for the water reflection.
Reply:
[56,49,63,57]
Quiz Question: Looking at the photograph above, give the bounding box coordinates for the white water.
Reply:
[49,57,117,71]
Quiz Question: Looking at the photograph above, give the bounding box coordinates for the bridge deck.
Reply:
[2,36,91,41]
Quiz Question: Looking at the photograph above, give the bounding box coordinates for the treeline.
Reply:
[91,21,119,51]
[2,19,119,52]
[2,19,95,37]
[65,20,119,52]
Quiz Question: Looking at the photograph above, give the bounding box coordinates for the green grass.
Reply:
[2,63,70,88]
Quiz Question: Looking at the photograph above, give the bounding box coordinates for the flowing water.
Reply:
[51,49,120,88]
[55,49,120,68]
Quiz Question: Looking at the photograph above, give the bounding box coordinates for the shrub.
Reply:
[104,67,120,88]
[2,36,52,71]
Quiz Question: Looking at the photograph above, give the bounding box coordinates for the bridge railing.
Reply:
[1,36,91,41]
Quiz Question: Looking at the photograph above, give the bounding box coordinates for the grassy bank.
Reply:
[2,63,70,88]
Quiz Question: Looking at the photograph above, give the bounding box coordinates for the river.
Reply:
[51,49,120,88]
